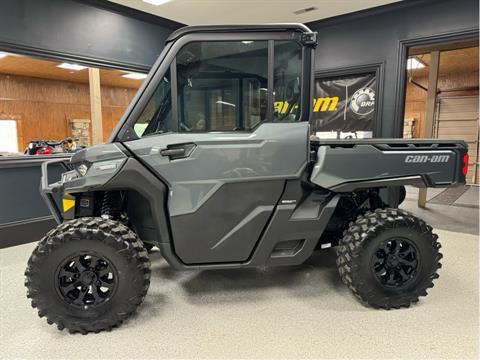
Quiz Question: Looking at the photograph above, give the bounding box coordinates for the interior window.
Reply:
[176,41,268,132]
[273,41,302,122]
[134,72,172,137]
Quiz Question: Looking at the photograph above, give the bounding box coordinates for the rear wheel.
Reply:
[25,217,151,334]
[336,208,442,309]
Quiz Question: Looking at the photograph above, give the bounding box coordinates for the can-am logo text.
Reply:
[405,155,450,163]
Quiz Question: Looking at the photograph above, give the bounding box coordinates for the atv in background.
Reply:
[25,24,468,334]
[24,137,84,155]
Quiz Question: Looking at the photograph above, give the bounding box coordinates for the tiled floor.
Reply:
[404,186,446,202]
[401,186,479,235]
[405,185,479,207]
[454,186,480,207]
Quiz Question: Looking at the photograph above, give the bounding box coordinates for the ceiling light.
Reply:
[407,57,426,70]
[293,6,318,15]
[0,52,8,59]
[122,72,148,80]
[242,41,253,44]
[57,63,87,71]
[142,0,172,5]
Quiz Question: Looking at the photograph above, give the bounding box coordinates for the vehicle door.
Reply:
[123,33,311,265]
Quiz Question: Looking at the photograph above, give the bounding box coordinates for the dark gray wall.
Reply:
[0,157,69,248]
[0,0,183,71]
[307,0,479,137]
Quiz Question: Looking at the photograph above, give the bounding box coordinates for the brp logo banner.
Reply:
[311,72,376,138]
[350,87,375,116]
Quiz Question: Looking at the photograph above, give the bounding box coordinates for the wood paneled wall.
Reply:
[0,74,138,150]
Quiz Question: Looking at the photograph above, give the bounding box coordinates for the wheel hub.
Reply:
[55,253,118,308]
[371,237,420,288]
[386,255,399,267]
[80,271,97,286]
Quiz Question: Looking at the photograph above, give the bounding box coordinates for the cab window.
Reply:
[131,39,303,138]
[176,41,268,132]
[273,41,302,122]
[134,72,172,137]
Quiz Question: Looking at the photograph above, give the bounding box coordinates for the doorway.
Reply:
[404,45,479,184]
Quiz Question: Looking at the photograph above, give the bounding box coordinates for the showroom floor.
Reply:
[401,186,479,235]
[0,229,478,359]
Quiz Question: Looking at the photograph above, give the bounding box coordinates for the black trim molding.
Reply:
[0,40,151,73]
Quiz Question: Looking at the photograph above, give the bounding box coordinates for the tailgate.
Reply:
[310,139,468,192]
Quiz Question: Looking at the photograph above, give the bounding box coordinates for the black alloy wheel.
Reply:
[56,253,118,308]
[371,238,419,288]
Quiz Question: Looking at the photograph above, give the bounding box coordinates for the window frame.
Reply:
[115,31,312,141]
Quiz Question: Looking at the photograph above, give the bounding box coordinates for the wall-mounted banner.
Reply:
[312,72,376,139]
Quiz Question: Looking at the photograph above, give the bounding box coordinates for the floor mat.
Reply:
[429,185,470,205]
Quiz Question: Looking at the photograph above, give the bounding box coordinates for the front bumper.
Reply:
[40,159,72,224]
[41,154,127,224]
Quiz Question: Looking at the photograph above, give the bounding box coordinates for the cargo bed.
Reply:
[309,138,468,192]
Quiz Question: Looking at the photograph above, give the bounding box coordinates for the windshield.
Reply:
[134,74,172,137]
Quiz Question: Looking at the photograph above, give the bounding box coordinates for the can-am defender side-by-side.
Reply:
[25,24,468,334]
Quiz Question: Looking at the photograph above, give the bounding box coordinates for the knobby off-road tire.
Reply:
[336,208,442,309]
[25,217,151,334]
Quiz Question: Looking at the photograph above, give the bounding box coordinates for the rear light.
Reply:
[462,153,469,175]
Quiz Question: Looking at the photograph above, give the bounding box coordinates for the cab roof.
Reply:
[165,24,313,43]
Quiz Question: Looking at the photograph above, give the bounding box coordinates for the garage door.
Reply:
[435,96,479,184]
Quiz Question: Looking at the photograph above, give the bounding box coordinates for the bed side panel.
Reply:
[310,144,461,191]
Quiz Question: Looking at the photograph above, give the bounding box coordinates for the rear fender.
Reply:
[311,143,467,191]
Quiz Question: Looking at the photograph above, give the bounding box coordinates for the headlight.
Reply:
[61,170,79,183]
[74,159,125,178]
[77,164,89,176]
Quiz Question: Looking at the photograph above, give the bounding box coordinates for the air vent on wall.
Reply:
[293,6,318,15]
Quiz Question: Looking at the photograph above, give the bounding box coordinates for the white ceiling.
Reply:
[108,0,402,26]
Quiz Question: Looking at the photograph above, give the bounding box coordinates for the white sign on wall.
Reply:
[0,120,19,153]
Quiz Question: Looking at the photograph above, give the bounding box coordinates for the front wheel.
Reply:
[336,208,442,309]
[25,218,151,334]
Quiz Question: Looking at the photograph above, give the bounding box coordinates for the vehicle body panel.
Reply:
[124,122,309,263]
[310,139,467,191]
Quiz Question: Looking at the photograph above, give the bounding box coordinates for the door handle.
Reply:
[160,143,196,160]
[160,147,185,157]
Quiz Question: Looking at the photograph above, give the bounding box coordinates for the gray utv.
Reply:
[25,24,468,334]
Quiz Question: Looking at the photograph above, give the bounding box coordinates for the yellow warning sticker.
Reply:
[62,198,75,212]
